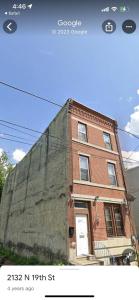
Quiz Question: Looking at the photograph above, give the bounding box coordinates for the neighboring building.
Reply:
[125,166,139,242]
[0,100,136,265]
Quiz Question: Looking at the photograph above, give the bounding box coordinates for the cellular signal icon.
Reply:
[101,7,110,13]
[28,4,33,9]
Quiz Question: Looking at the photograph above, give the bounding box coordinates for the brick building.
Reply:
[0,99,136,265]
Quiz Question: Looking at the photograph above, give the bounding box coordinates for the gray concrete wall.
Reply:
[0,102,70,262]
[125,167,139,239]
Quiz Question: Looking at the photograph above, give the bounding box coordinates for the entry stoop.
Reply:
[70,255,104,266]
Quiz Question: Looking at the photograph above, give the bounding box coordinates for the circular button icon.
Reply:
[122,20,136,34]
[102,20,116,34]
[3,19,17,34]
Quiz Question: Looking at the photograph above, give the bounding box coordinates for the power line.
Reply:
[1,119,139,164]
[48,141,139,166]
[47,143,130,180]
[117,127,139,140]
[0,118,138,150]
[1,137,123,180]
[0,80,139,163]
[0,119,67,143]
[0,119,43,135]
[0,136,32,146]
[1,81,139,141]
[124,144,139,162]
[0,134,138,181]
[0,131,35,142]
[122,157,139,163]
[0,80,139,141]
[0,122,38,138]
[0,81,62,108]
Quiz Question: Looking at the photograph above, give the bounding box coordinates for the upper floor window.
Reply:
[107,163,117,186]
[103,132,112,150]
[104,204,124,237]
[79,155,90,181]
[78,122,87,142]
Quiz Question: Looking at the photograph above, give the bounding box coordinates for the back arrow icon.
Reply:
[7,22,12,31]
[3,19,17,33]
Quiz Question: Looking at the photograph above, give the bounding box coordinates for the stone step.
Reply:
[72,260,100,266]
[87,255,96,261]
[76,255,96,261]
[70,254,104,266]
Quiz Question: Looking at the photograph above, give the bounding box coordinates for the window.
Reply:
[103,132,112,150]
[105,206,114,236]
[114,206,124,236]
[79,155,90,181]
[107,163,117,186]
[104,204,124,237]
[74,201,88,208]
[78,122,87,142]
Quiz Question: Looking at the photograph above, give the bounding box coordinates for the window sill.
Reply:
[73,180,125,191]
[80,179,91,183]
[72,138,119,155]
[107,236,126,239]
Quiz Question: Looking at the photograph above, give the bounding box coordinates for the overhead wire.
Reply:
[0,136,32,146]
[0,118,139,164]
[0,81,62,108]
[0,122,38,138]
[0,80,139,165]
[0,131,36,142]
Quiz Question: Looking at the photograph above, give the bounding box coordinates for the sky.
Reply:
[0,0,139,168]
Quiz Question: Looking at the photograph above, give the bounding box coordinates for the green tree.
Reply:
[0,151,13,201]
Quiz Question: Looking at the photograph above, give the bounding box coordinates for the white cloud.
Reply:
[137,89,139,95]
[122,150,139,169]
[12,149,26,163]
[125,105,139,135]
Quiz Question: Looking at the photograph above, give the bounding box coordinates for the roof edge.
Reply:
[67,98,118,126]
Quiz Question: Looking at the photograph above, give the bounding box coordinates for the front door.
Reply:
[76,215,89,256]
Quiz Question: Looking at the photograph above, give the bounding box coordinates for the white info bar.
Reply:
[0,266,138,300]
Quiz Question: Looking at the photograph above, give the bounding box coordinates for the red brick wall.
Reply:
[92,202,107,241]
[68,103,132,243]
[72,145,124,188]
[71,117,118,153]
[68,201,132,244]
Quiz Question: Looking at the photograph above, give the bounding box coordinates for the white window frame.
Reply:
[107,162,117,186]
[78,122,87,142]
[103,132,112,150]
[79,155,90,182]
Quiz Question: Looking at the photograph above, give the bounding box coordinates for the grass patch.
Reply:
[0,245,65,265]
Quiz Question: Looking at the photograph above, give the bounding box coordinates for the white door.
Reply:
[76,215,89,256]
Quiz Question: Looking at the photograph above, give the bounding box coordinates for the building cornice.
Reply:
[71,116,115,135]
[69,103,115,130]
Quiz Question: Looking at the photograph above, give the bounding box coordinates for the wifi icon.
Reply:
[111,7,118,12]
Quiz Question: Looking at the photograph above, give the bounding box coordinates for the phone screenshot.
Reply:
[0,0,139,299]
